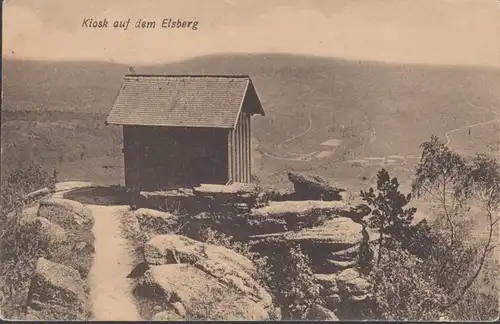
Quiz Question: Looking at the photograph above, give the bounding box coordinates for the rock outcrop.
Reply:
[135,188,197,212]
[314,268,374,319]
[144,234,271,308]
[193,183,268,213]
[26,258,89,320]
[305,304,340,321]
[335,268,372,301]
[5,199,95,321]
[248,217,362,271]
[133,183,269,215]
[136,263,269,320]
[245,200,351,235]
[134,208,179,237]
[37,198,94,230]
[37,198,96,278]
[22,216,68,248]
[287,172,345,201]
[136,234,274,320]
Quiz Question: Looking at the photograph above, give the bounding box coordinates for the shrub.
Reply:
[5,161,57,195]
[445,254,499,321]
[0,161,59,318]
[0,214,51,318]
[258,244,322,320]
[369,245,447,321]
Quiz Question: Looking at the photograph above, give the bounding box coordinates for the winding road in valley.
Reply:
[444,100,500,147]
[263,99,500,163]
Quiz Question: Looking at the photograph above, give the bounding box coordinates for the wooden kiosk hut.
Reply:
[105,74,265,191]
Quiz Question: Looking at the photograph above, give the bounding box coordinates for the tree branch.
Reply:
[440,208,496,310]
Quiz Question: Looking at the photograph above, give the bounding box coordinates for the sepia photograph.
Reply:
[1,0,499,321]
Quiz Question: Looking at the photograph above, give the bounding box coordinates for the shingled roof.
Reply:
[105,75,265,129]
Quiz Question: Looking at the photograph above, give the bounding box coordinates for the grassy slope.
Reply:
[2,54,500,190]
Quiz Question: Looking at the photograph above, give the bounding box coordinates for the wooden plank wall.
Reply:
[228,112,252,183]
[246,112,251,181]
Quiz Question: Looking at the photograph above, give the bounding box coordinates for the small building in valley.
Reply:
[105,74,265,191]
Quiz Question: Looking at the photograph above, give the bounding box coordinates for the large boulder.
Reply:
[305,304,340,321]
[37,198,93,230]
[193,183,267,212]
[333,268,375,320]
[314,273,340,296]
[36,199,95,279]
[248,217,362,265]
[23,217,68,248]
[314,269,374,319]
[282,218,362,247]
[246,200,351,235]
[135,208,179,236]
[335,268,372,301]
[27,258,88,320]
[135,263,269,320]
[287,172,345,201]
[262,187,296,202]
[314,274,342,311]
[143,234,272,309]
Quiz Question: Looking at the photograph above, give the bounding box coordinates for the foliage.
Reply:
[181,221,319,320]
[5,160,57,195]
[195,226,255,258]
[258,244,322,320]
[412,135,470,248]
[0,214,51,319]
[369,244,447,321]
[444,255,499,321]
[360,136,499,321]
[0,161,59,319]
[411,136,499,314]
[0,186,25,222]
[360,168,417,265]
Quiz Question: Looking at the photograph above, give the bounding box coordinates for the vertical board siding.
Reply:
[123,126,131,188]
[241,112,248,182]
[228,130,233,183]
[244,112,250,182]
[238,114,243,182]
[246,113,251,181]
[232,125,237,182]
[226,111,253,184]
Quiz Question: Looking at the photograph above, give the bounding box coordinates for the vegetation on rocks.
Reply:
[3,134,498,321]
[0,162,94,320]
[359,136,499,321]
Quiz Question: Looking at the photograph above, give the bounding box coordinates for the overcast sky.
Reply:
[3,0,500,66]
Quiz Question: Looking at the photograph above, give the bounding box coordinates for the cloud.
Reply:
[3,0,500,67]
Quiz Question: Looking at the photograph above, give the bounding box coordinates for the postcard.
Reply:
[1,0,499,321]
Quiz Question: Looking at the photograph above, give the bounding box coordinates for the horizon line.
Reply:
[3,52,500,71]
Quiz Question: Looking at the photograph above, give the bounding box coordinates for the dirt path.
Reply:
[444,100,499,147]
[87,205,142,321]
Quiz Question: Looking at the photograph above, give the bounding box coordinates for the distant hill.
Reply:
[2,54,500,188]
